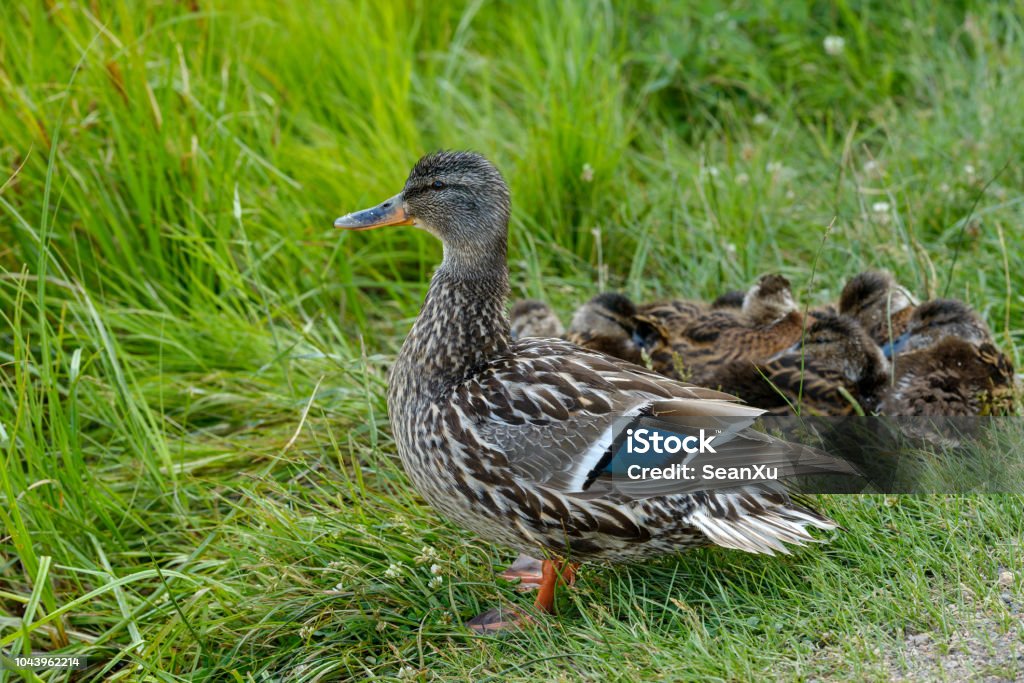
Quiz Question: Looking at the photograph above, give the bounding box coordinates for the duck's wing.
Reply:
[454,339,842,496]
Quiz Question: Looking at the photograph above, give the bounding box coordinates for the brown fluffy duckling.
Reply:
[838,271,918,346]
[564,292,644,363]
[640,274,807,385]
[707,314,889,416]
[510,299,565,339]
[881,298,993,358]
[877,338,1016,416]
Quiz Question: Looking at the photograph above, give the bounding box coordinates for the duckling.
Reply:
[742,273,799,325]
[838,271,918,346]
[335,150,839,631]
[564,292,644,363]
[707,314,889,416]
[877,338,1016,416]
[882,299,993,358]
[642,274,807,385]
[510,299,565,339]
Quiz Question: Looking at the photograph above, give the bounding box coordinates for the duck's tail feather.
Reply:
[690,489,838,555]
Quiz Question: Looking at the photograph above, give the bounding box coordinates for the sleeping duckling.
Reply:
[877,338,1016,416]
[707,314,889,416]
[509,299,565,339]
[565,292,644,364]
[882,298,992,358]
[838,271,918,346]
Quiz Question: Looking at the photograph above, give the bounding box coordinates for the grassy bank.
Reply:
[1,1,1022,679]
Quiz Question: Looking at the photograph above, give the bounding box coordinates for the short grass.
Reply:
[1,0,1023,680]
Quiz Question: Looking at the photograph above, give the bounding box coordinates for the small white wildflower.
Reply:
[939,183,951,193]
[871,201,891,214]
[963,163,976,176]
[580,163,594,183]
[862,159,880,175]
[735,172,750,186]
[823,35,845,56]
[785,189,795,200]
[429,563,443,575]
[414,546,439,565]
[397,666,418,680]
[724,242,738,258]
[333,581,344,591]
[299,625,314,639]
[753,112,770,127]
[327,560,345,569]
[766,161,784,174]
[428,575,444,589]
[384,562,403,579]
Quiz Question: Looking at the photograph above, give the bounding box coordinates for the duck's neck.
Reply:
[391,244,511,403]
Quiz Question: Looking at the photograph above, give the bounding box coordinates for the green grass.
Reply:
[1,0,1023,680]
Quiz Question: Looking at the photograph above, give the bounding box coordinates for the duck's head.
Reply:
[839,271,916,324]
[881,298,991,357]
[568,293,638,341]
[742,274,797,325]
[335,151,511,266]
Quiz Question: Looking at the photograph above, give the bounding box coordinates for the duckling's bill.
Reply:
[335,193,414,230]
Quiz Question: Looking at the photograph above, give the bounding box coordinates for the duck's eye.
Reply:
[431,180,445,190]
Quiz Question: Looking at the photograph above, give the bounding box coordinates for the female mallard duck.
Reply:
[706,314,889,416]
[838,271,917,346]
[510,299,565,339]
[335,151,838,630]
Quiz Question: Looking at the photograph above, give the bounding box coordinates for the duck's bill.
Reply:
[334,194,413,230]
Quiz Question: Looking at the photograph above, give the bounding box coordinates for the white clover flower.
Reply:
[580,163,594,183]
[397,665,418,679]
[862,159,880,176]
[414,546,438,565]
[823,36,845,56]
[735,172,750,186]
[299,625,314,639]
[871,201,891,214]
[963,163,976,176]
[384,562,403,579]
[428,575,444,589]
[753,112,770,127]
[766,161,784,174]
[429,563,443,575]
